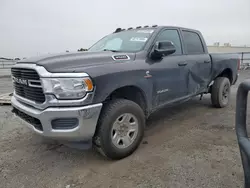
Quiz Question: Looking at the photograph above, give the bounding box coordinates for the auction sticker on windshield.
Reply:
[130,37,148,42]
[137,30,154,34]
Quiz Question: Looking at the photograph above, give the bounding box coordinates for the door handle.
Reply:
[204,60,211,63]
[178,62,187,66]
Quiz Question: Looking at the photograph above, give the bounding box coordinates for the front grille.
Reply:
[12,108,43,131]
[11,68,40,80]
[11,68,45,103]
[14,82,45,103]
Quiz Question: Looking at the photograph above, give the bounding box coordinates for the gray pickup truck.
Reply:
[11,25,239,159]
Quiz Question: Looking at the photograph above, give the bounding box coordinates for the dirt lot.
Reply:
[1,72,250,188]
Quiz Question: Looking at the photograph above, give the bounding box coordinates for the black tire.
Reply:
[93,99,145,160]
[211,77,231,108]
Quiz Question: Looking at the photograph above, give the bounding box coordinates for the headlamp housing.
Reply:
[41,77,93,99]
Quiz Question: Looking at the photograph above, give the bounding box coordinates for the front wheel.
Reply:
[93,99,145,160]
[211,77,231,108]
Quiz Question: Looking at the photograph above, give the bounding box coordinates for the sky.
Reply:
[0,0,250,58]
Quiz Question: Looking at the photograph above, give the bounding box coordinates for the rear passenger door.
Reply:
[181,30,212,95]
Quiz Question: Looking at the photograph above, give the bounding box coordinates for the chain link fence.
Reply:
[239,52,250,70]
[0,60,16,69]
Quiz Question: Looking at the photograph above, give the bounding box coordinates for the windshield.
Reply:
[88,29,155,52]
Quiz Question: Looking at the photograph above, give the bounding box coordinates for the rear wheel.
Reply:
[211,77,231,108]
[93,99,145,160]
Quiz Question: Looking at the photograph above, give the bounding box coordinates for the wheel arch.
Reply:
[216,68,233,84]
[104,85,148,116]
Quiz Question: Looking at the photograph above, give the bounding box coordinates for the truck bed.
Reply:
[209,53,239,84]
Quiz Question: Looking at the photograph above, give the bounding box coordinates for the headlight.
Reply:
[41,77,93,99]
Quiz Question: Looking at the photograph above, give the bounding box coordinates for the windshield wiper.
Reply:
[103,49,120,52]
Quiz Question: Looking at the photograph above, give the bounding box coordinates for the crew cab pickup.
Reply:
[11,25,239,160]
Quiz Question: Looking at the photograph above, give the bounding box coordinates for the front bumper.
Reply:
[11,96,102,141]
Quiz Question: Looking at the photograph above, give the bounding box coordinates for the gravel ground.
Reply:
[1,72,250,188]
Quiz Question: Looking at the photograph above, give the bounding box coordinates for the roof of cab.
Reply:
[114,25,200,33]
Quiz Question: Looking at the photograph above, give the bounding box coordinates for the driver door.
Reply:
[150,29,189,108]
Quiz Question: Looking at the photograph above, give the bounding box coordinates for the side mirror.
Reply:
[151,41,176,59]
[236,80,250,187]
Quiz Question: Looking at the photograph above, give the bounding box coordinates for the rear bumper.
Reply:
[11,96,102,141]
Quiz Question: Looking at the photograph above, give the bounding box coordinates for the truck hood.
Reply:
[17,51,136,73]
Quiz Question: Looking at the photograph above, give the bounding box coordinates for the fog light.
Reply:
[51,118,79,130]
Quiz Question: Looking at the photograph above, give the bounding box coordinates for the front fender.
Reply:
[91,70,153,110]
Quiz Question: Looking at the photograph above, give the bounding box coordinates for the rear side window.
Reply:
[155,29,182,55]
[182,31,204,54]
